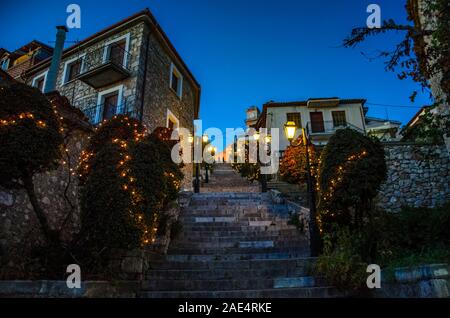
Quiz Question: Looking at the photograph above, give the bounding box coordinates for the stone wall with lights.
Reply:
[0,94,92,277]
[377,142,450,212]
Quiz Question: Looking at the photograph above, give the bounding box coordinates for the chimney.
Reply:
[44,25,68,93]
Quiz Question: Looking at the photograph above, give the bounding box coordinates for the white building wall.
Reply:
[266,102,366,150]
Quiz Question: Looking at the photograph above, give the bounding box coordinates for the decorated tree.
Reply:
[77,119,183,268]
[0,82,63,243]
[317,129,387,234]
[148,127,184,205]
[279,136,317,184]
[77,117,162,265]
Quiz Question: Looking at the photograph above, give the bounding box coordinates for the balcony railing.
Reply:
[306,121,365,136]
[74,96,140,125]
[76,43,131,88]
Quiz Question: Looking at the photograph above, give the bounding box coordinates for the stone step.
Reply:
[179,217,282,224]
[170,239,306,249]
[145,267,312,280]
[177,228,302,238]
[167,244,307,255]
[181,224,295,232]
[149,257,315,270]
[139,286,345,298]
[141,276,325,291]
[176,234,302,243]
[165,251,309,261]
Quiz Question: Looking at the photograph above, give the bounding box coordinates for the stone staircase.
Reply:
[140,164,343,298]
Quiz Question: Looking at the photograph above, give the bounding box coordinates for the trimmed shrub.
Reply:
[317,128,387,233]
[279,136,317,184]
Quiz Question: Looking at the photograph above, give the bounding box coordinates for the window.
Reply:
[103,33,130,68]
[310,112,325,133]
[332,111,347,127]
[170,63,183,98]
[1,58,9,70]
[287,113,302,128]
[31,71,48,93]
[95,85,124,124]
[166,109,179,130]
[168,118,175,130]
[108,40,126,65]
[62,55,85,85]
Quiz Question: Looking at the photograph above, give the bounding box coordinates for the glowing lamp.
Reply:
[284,121,297,142]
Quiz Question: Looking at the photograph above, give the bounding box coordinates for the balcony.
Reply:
[74,96,140,126]
[76,43,131,89]
[306,121,365,136]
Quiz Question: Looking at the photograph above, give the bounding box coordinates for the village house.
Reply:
[253,98,367,150]
[2,9,201,190]
[365,116,402,141]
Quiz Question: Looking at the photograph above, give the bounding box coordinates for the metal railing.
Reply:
[74,95,140,125]
[78,42,132,76]
[306,121,365,135]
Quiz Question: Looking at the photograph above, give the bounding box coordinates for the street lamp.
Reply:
[188,134,200,193]
[284,121,297,142]
[204,145,214,183]
[284,120,320,257]
[253,130,267,193]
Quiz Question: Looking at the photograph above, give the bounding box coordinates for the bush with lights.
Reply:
[0,82,64,243]
[279,136,317,185]
[315,129,386,290]
[317,128,386,234]
[77,117,183,270]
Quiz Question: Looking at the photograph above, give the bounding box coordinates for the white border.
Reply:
[102,33,131,68]
[61,53,86,86]
[169,62,183,99]
[166,109,180,129]
[95,84,124,124]
[31,70,49,92]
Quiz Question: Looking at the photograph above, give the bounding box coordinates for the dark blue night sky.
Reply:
[1,0,432,135]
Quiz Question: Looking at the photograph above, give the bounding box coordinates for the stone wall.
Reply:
[377,143,450,212]
[0,96,92,278]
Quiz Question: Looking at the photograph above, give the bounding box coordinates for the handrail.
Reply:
[75,95,139,125]
[306,121,365,135]
[76,42,132,76]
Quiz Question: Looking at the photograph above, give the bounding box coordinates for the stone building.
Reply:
[18,9,201,189]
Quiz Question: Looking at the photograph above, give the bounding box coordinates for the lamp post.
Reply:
[253,131,268,193]
[189,134,200,193]
[202,134,209,183]
[284,121,320,257]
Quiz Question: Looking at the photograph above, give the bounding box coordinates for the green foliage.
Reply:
[0,82,63,187]
[279,137,317,184]
[374,203,450,265]
[287,213,305,233]
[148,130,184,205]
[315,228,368,291]
[232,162,261,183]
[401,108,448,143]
[317,129,387,234]
[77,118,183,270]
[79,143,142,253]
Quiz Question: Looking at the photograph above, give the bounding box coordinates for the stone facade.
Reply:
[24,11,200,190]
[377,143,450,212]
